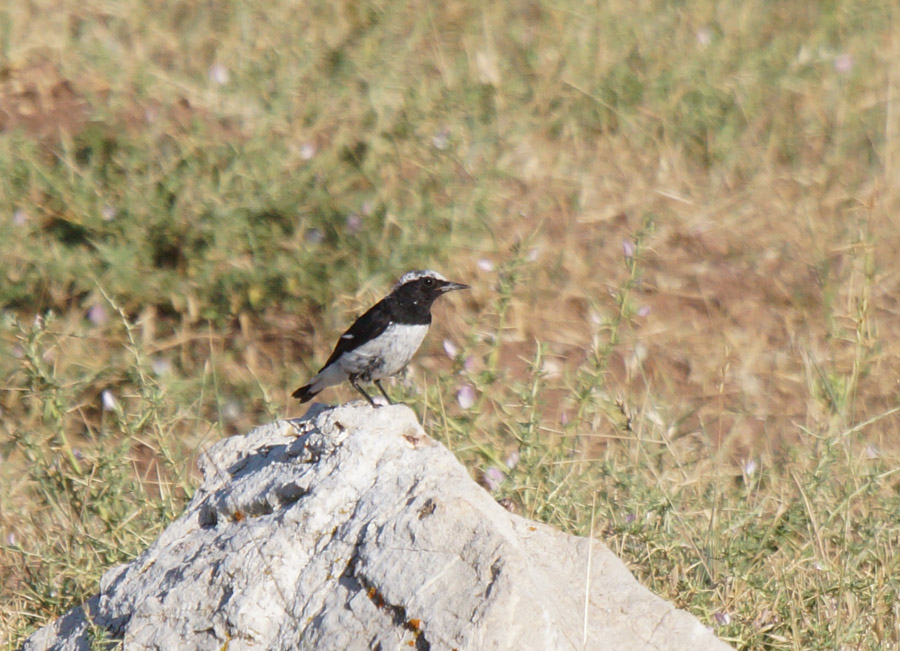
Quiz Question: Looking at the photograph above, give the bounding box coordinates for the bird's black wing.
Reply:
[318,298,393,371]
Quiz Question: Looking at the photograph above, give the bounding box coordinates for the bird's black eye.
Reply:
[424,277,434,286]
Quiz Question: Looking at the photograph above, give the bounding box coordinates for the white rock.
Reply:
[23,403,731,651]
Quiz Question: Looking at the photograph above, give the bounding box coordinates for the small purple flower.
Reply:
[443,339,459,358]
[482,467,505,492]
[463,356,477,372]
[637,305,651,318]
[505,450,520,470]
[624,513,636,524]
[152,357,172,376]
[209,63,230,85]
[559,411,570,426]
[87,303,108,326]
[7,532,16,546]
[696,27,712,46]
[345,213,362,234]
[457,384,476,409]
[431,127,450,151]
[13,208,28,226]
[101,205,116,221]
[305,228,324,244]
[834,53,853,74]
[743,459,757,476]
[299,142,317,160]
[713,612,731,627]
[622,239,635,260]
[476,258,494,272]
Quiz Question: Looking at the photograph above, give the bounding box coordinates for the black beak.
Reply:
[440,281,469,293]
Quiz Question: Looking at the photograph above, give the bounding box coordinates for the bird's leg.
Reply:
[374,379,394,405]
[350,376,378,408]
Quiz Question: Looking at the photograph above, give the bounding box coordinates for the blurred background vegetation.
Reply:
[3,0,900,647]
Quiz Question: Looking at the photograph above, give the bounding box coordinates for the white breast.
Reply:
[337,323,430,380]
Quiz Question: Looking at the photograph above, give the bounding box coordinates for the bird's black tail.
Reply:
[291,384,320,403]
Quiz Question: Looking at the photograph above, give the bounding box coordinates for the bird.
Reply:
[292,270,469,407]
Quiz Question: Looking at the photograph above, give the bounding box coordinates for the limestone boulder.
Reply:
[23,403,731,651]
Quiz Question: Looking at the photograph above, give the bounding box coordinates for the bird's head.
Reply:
[393,270,469,308]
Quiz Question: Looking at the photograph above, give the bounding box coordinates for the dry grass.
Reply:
[2,0,900,648]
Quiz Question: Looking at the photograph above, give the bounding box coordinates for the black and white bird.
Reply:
[292,270,469,407]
